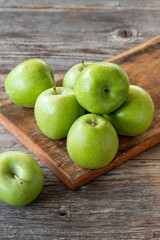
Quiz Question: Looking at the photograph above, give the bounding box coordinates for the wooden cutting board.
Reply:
[0,35,160,190]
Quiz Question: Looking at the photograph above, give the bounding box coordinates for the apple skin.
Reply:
[67,114,119,169]
[5,58,55,108]
[103,85,154,136]
[35,87,85,139]
[0,151,44,206]
[74,62,129,114]
[62,62,93,89]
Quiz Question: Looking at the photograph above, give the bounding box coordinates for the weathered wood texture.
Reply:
[1,36,160,190]
[0,0,160,10]
[0,158,160,240]
[0,9,160,73]
[0,1,160,239]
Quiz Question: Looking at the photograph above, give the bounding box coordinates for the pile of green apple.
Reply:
[2,58,154,205]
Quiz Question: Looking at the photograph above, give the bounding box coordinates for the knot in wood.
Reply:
[118,29,133,38]
[59,206,67,216]
[113,28,138,42]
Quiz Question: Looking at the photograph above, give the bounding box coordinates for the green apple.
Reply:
[67,114,119,169]
[62,61,93,89]
[5,58,55,108]
[0,151,44,206]
[35,86,85,139]
[74,62,129,114]
[103,85,154,136]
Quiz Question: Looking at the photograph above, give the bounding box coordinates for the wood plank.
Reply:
[0,0,160,10]
[0,9,159,73]
[1,72,160,161]
[1,73,160,161]
[0,35,160,190]
[1,120,160,161]
[0,159,160,240]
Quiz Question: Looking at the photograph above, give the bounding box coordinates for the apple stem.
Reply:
[53,86,57,95]
[81,60,85,68]
[91,122,97,126]
[13,174,23,184]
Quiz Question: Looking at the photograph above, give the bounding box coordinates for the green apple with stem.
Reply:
[0,151,44,206]
[103,85,154,136]
[35,86,85,139]
[74,62,129,114]
[62,61,93,89]
[5,58,55,108]
[67,114,119,169]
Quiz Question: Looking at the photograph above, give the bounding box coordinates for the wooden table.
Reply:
[0,1,160,239]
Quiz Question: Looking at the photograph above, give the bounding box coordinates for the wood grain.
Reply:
[0,9,160,73]
[0,159,160,240]
[0,0,160,10]
[1,35,160,190]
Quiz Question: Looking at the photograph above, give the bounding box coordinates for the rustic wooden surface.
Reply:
[1,36,160,191]
[0,1,160,239]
